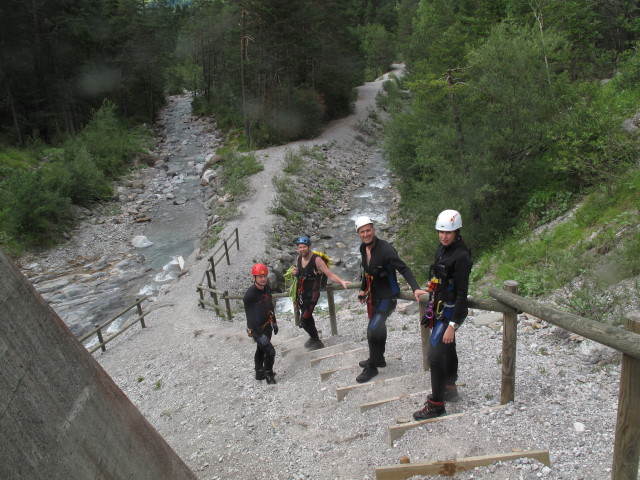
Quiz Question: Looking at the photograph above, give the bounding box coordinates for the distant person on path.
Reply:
[292,235,351,350]
[413,210,472,420]
[355,216,427,383]
[243,263,278,384]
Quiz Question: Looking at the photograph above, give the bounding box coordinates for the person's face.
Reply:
[357,224,375,245]
[297,243,310,257]
[438,230,456,246]
[254,274,268,288]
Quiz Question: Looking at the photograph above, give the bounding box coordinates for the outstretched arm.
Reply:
[315,256,351,289]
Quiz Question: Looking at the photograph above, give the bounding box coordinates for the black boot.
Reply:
[265,371,277,384]
[308,339,324,350]
[413,399,446,421]
[356,366,378,383]
[358,357,386,368]
[304,338,314,348]
[255,369,266,381]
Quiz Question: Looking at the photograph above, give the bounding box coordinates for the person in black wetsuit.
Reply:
[355,216,427,383]
[413,209,472,420]
[292,235,351,350]
[243,263,278,384]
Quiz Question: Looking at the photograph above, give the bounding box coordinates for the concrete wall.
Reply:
[0,250,197,480]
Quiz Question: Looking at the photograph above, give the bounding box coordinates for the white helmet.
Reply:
[435,210,462,231]
[354,215,374,232]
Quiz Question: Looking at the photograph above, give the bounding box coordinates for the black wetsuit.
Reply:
[428,236,472,402]
[243,283,276,373]
[359,237,420,365]
[295,253,322,341]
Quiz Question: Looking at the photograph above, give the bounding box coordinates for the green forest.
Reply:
[1,0,640,294]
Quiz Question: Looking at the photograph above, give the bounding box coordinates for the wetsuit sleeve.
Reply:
[387,245,420,292]
[452,253,472,324]
[243,289,261,334]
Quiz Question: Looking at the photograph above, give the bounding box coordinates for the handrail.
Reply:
[79,296,148,354]
[488,286,640,359]
[486,283,639,479]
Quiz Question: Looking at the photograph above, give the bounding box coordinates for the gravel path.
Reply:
[95,68,625,480]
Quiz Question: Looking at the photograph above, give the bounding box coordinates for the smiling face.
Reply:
[438,230,456,247]
[296,242,311,258]
[357,223,375,245]
[254,274,269,289]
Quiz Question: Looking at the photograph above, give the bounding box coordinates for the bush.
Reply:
[0,169,73,246]
[78,100,149,179]
[43,143,112,206]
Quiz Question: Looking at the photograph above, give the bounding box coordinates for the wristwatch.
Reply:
[449,321,460,330]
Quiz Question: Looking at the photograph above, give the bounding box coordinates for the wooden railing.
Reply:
[486,282,640,480]
[78,296,148,354]
[196,228,239,319]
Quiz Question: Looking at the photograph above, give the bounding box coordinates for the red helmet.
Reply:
[251,263,268,276]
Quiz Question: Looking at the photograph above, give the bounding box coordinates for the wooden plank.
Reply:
[336,374,413,402]
[389,404,507,445]
[375,449,550,479]
[310,346,366,366]
[320,356,401,381]
[360,391,429,413]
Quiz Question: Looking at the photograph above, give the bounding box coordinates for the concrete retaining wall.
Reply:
[0,250,197,480]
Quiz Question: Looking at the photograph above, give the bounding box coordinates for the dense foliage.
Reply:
[385,0,640,270]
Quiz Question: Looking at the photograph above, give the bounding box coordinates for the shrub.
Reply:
[0,169,73,246]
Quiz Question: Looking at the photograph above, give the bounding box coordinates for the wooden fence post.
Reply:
[235,228,240,251]
[136,297,146,328]
[223,290,232,320]
[224,240,230,265]
[197,283,205,308]
[95,324,106,352]
[612,315,640,480]
[327,288,337,335]
[208,257,216,283]
[501,280,518,404]
[418,294,429,372]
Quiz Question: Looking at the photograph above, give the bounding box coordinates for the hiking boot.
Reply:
[358,357,386,368]
[356,366,378,383]
[308,339,324,350]
[304,338,314,348]
[255,369,266,381]
[427,386,459,403]
[413,400,446,421]
[265,371,277,384]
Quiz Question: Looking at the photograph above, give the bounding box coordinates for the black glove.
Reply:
[273,322,279,335]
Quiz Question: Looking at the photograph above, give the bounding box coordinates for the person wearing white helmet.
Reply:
[354,216,428,383]
[413,209,472,420]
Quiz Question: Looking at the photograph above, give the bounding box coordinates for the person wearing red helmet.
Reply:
[243,263,278,384]
[292,235,351,350]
